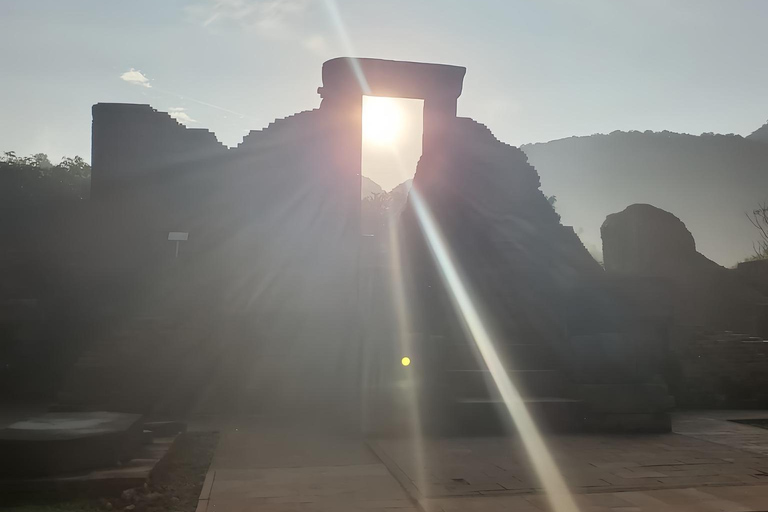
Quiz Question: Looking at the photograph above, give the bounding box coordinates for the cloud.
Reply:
[168,107,198,125]
[303,34,329,55]
[186,0,313,37]
[120,68,152,88]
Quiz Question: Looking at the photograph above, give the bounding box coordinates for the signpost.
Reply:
[167,232,189,258]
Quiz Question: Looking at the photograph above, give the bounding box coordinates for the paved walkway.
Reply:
[372,428,768,498]
[373,410,768,511]
[196,411,768,511]
[195,418,418,512]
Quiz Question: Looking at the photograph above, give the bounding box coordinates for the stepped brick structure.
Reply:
[80,99,363,416]
[385,107,672,433]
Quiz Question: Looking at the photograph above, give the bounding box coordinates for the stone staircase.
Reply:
[562,278,676,432]
[431,337,583,435]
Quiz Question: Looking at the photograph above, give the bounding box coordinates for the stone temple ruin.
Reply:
[7,57,767,437]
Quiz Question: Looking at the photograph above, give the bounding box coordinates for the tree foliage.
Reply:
[361,183,411,237]
[361,192,396,236]
[546,194,557,208]
[0,151,90,203]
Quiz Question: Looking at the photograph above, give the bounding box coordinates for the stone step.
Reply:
[444,397,583,436]
[446,369,571,400]
[439,342,559,371]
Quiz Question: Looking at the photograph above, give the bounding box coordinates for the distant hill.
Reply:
[748,120,768,143]
[522,126,768,266]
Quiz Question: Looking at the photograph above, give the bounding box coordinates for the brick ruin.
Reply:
[19,58,766,432]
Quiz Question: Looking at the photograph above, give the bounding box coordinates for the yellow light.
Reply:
[401,356,411,367]
[363,96,403,146]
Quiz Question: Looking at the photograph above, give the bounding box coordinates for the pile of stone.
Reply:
[602,204,767,334]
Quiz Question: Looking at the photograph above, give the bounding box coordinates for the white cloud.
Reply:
[120,68,152,88]
[168,107,198,125]
[303,34,329,55]
[186,0,313,37]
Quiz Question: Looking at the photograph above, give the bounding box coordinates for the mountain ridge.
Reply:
[748,120,768,142]
[522,124,768,266]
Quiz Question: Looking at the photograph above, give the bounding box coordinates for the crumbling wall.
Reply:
[395,117,674,432]
[56,103,362,415]
[400,116,604,347]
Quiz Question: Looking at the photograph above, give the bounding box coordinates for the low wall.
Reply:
[736,259,768,297]
[670,328,768,408]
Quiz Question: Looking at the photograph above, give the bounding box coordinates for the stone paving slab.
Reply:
[373,408,768,503]
[675,410,768,457]
[424,484,768,511]
[373,432,768,500]
[195,412,768,511]
[198,421,418,512]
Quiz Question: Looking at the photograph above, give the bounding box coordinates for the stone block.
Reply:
[0,411,144,477]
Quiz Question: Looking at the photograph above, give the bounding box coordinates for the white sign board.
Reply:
[168,232,189,241]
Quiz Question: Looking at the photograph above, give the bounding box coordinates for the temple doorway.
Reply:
[361,95,423,194]
[360,96,423,240]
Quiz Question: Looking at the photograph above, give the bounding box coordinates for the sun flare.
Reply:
[363,96,403,145]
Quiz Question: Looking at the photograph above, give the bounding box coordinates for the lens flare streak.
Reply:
[323,1,580,508]
[409,188,580,512]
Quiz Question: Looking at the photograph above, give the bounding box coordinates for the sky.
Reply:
[2,0,768,164]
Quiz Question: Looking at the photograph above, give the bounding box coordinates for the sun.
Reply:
[363,96,403,146]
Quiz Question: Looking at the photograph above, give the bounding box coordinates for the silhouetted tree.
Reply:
[0,151,90,203]
[361,192,393,236]
[747,203,768,260]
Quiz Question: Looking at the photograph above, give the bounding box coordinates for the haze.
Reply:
[2,0,768,264]
[2,0,767,158]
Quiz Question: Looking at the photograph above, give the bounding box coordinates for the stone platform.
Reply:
[195,419,418,512]
[191,411,768,511]
[369,410,768,511]
[372,431,768,500]
[0,411,143,478]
